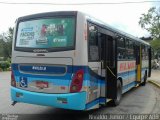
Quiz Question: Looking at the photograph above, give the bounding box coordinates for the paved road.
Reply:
[0,71,160,120]
[148,69,160,83]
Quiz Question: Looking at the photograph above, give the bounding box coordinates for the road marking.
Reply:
[148,80,160,88]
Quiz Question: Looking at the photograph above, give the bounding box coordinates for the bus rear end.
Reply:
[11,11,88,110]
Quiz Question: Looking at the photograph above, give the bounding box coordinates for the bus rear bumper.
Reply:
[11,87,87,110]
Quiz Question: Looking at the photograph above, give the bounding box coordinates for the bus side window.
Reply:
[127,40,134,60]
[146,46,149,60]
[88,23,99,61]
[142,45,148,60]
[117,36,126,60]
[125,39,129,59]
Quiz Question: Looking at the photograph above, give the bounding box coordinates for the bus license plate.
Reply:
[36,81,48,88]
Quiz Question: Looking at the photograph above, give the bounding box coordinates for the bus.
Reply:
[11,11,152,110]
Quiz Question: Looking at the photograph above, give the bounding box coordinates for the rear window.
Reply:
[15,17,76,52]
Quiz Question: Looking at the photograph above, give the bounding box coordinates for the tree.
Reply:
[150,39,160,53]
[139,7,160,55]
[139,7,160,39]
[0,27,13,60]
[0,36,4,57]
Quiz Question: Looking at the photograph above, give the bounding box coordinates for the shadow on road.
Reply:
[17,109,97,120]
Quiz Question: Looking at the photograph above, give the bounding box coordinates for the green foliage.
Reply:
[0,36,4,57]
[150,39,160,53]
[0,27,13,60]
[0,61,10,71]
[139,7,160,39]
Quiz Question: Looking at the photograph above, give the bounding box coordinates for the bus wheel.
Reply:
[141,72,147,86]
[112,80,122,106]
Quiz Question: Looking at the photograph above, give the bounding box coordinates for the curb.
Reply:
[148,80,160,88]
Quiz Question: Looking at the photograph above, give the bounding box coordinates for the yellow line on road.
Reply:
[148,80,160,88]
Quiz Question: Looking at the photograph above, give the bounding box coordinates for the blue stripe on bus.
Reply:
[12,63,105,80]
[86,98,99,109]
[12,63,147,87]
[118,68,147,80]
[99,97,106,103]
[118,70,136,79]
[122,81,137,91]
[12,64,89,74]
[12,63,105,87]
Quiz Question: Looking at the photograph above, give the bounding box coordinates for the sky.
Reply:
[0,0,159,37]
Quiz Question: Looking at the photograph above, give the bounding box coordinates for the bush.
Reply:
[0,61,10,71]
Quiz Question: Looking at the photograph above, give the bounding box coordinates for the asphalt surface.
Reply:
[0,71,160,120]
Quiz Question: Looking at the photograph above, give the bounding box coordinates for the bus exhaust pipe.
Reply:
[11,101,17,106]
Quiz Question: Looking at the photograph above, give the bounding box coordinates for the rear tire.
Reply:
[112,80,122,106]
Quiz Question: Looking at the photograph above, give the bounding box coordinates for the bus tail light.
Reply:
[70,70,84,93]
[11,70,16,87]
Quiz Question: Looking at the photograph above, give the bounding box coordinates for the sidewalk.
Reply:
[148,69,160,87]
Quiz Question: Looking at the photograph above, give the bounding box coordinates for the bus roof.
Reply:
[16,11,77,22]
[79,11,150,46]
